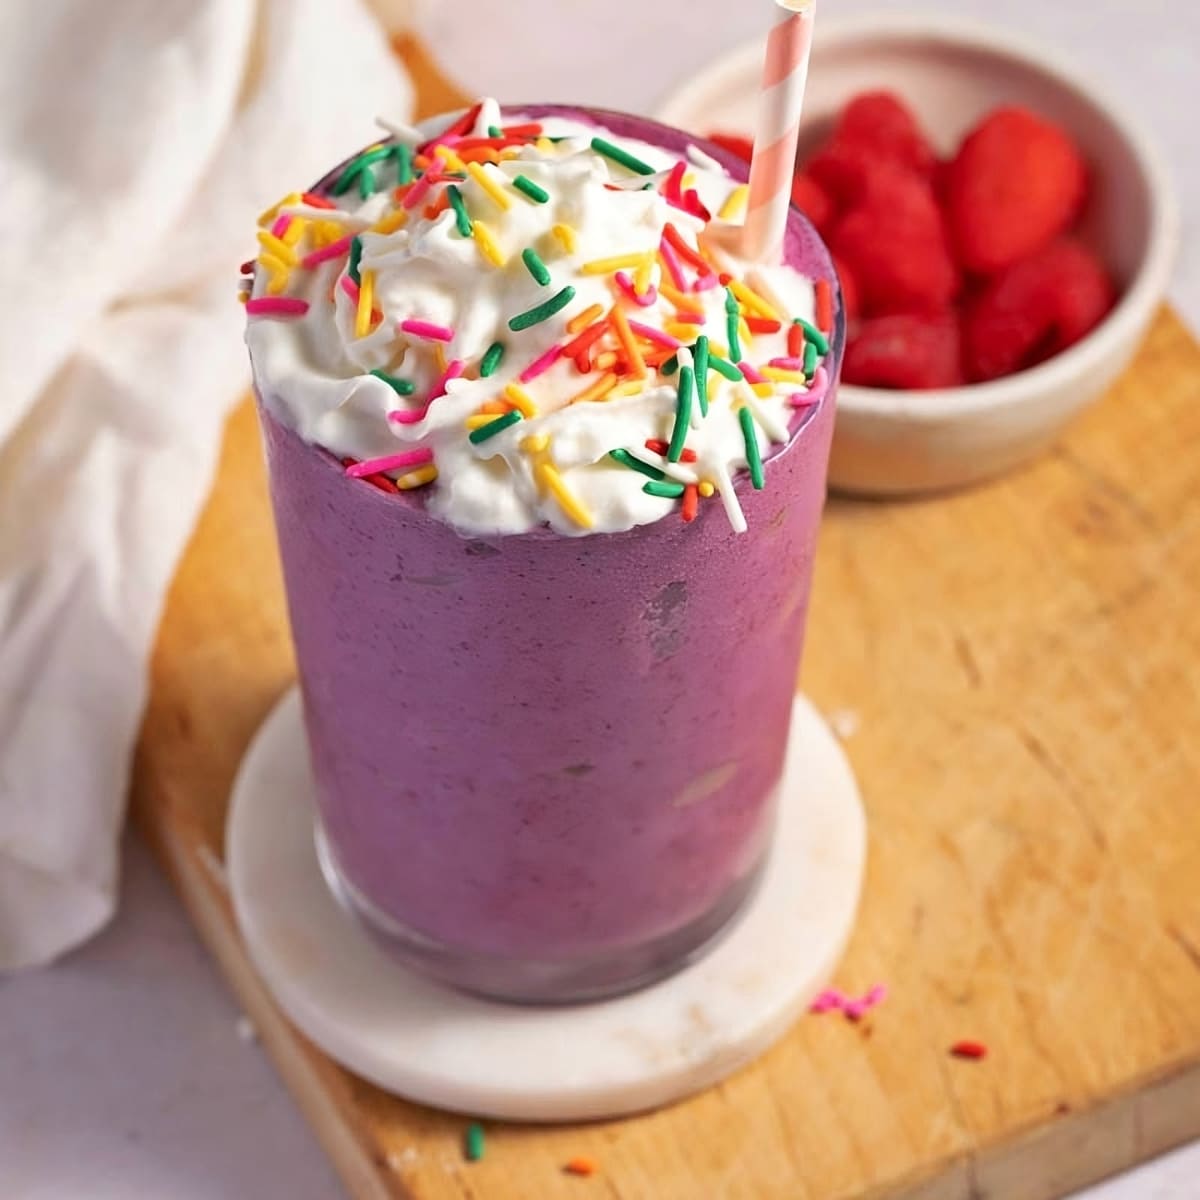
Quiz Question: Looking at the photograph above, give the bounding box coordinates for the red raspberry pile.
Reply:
[710,94,1116,389]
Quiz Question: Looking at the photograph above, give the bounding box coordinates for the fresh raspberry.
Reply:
[947,106,1087,275]
[831,167,959,315]
[831,255,861,322]
[963,239,1115,381]
[805,137,879,208]
[790,171,835,234]
[843,313,964,390]
[706,131,753,163]
[834,91,937,177]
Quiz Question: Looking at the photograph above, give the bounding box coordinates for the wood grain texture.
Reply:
[131,34,1200,1200]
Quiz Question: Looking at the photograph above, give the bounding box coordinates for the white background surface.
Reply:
[3,2,1197,1197]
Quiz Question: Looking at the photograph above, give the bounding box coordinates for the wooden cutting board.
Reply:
[131,34,1200,1200]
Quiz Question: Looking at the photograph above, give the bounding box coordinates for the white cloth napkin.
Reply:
[0,0,414,969]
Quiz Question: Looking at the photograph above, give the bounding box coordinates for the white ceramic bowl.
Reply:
[657,13,1179,496]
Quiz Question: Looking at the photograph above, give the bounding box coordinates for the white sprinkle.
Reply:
[686,143,725,173]
[374,115,423,145]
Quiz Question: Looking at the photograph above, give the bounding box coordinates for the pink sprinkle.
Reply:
[345,448,433,478]
[340,275,360,304]
[245,297,309,317]
[614,271,658,308]
[270,214,292,239]
[402,167,442,210]
[810,989,847,1014]
[658,237,687,291]
[790,365,829,408]
[769,356,806,370]
[301,234,354,269]
[430,359,465,400]
[675,310,706,326]
[387,408,429,426]
[400,318,455,343]
[518,344,563,383]
[627,320,680,349]
[738,361,765,384]
[691,271,719,292]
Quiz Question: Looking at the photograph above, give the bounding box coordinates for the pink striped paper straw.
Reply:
[743,1,816,263]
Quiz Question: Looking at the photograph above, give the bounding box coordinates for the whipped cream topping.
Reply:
[245,99,830,536]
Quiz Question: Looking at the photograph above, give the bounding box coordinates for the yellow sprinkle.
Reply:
[472,220,506,267]
[664,322,703,341]
[467,161,512,211]
[312,220,344,248]
[709,340,730,359]
[370,209,408,235]
[257,192,301,228]
[521,434,550,454]
[552,223,578,255]
[633,255,654,295]
[355,270,375,338]
[396,465,438,490]
[499,147,521,161]
[752,382,773,397]
[568,371,618,405]
[503,383,539,418]
[718,184,750,221]
[729,279,780,320]
[760,366,809,385]
[681,172,696,188]
[434,143,467,172]
[465,413,502,430]
[581,252,652,276]
[258,253,290,296]
[256,230,297,265]
[698,481,715,498]
[236,290,250,305]
[609,380,645,399]
[535,136,555,153]
[538,462,594,529]
[434,341,448,373]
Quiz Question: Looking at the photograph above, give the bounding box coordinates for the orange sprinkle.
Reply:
[458,147,501,164]
[564,1157,598,1178]
[658,279,699,311]
[569,371,618,404]
[574,350,592,373]
[562,318,609,359]
[815,279,834,333]
[662,222,711,273]
[567,303,604,335]
[480,399,508,414]
[424,190,451,221]
[609,304,646,380]
[681,484,699,523]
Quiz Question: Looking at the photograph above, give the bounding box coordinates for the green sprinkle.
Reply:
[480,341,505,378]
[708,353,742,382]
[548,135,572,144]
[331,145,393,195]
[469,410,522,444]
[487,124,504,138]
[738,405,764,489]
[465,1122,485,1162]
[590,136,655,176]
[447,184,472,237]
[693,335,710,417]
[794,317,829,355]
[369,369,415,395]
[521,247,552,286]
[661,355,678,377]
[508,286,576,332]
[725,287,742,362]
[347,236,363,285]
[643,480,686,499]
[803,340,818,377]
[512,174,550,204]
[609,449,665,481]
[395,142,414,186]
[357,167,376,200]
[668,366,694,463]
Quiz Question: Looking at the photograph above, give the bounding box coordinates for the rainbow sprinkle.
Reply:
[508,286,576,332]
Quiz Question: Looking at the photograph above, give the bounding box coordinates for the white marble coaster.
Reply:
[226,688,866,1122]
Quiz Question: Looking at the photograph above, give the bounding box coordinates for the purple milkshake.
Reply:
[246,102,843,1001]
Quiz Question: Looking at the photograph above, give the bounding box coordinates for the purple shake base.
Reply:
[257,108,844,1003]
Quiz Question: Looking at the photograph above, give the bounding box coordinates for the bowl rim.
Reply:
[654,10,1181,420]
